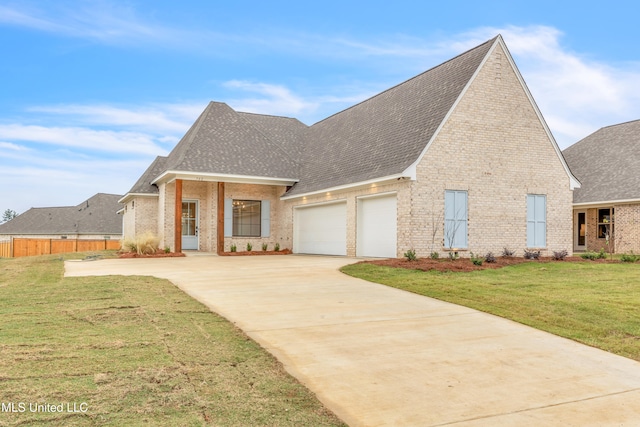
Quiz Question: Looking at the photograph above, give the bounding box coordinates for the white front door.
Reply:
[182,200,199,250]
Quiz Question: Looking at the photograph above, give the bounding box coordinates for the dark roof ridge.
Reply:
[236,110,301,121]
[310,35,499,127]
[598,118,640,131]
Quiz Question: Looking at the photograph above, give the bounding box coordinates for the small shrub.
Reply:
[262,243,268,251]
[470,252,483,266]
[122,239,137,253]
[430,251,439,259]
[448,251,459,260]
[274,242,280,252]
[246,242,253,251]
[580,251,598,260]
[484,252,496,263]
[121,232,160,255]
[523,249,540,260]
[597,248,607,259]
[164,246,170,254]
[501,247,515,257]
[552,250,568,261]
[404,249,417,261]
[621,252,640,263]
[230,244,237,252]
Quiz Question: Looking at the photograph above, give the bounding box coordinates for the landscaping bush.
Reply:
[621,252,640,263]
[274,242,280,252]
[470,252,483,266]
[484,252,496,263]
[523,249,541,260]
[552,250,568,261]
[581,250,607,260]
[230,244,237,252]
[430,251,439,259]
[404,249,417,261]
[246,242,253,251]
[262,243,268,251]
[121,232,160,255]
[502,247,515,257]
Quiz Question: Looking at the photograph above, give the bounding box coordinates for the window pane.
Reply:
[444,190,468,248]
[232,200,261,237]
[527,195,546,247]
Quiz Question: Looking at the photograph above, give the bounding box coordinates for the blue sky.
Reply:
[1,1,639,215]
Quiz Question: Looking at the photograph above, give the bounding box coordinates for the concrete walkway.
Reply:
[65,255,640,426]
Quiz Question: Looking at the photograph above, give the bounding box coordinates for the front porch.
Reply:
[158,177,293,254]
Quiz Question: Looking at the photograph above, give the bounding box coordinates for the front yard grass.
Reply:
[341,260,640,361]
[0,254,345,427]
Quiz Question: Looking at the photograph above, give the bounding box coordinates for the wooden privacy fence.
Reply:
[0,238,121,258]
[0,240,10,258]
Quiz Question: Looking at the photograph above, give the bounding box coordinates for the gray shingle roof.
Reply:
[563,120,640,204]
[125,36,501,198]
[285,36,496,196]
[0,193,123,235]
[162,102,303,179]
[237,112,308,160]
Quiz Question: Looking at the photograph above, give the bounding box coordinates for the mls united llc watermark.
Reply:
[1,402,88,413]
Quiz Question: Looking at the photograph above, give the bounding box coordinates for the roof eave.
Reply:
[281,173,411,201]
[119,193,159,204]
[152,170,299,187]
[573,198,640,208]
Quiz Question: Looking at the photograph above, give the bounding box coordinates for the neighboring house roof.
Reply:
[0,193,123,235]
[563,120,640,204]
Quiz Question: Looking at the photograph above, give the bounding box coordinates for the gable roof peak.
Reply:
[311,36,500,128]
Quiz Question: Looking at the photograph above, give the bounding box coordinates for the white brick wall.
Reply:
[409,44,574,257]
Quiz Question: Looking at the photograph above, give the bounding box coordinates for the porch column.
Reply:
[174,179,183,253]
[217,182,225,255]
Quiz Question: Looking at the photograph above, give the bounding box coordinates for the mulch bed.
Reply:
[119,250,186,259]
[220,249,292,256]
[359,256,620,273]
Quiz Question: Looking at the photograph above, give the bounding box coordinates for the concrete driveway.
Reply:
[65,255,640,426]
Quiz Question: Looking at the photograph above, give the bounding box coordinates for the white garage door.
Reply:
[357,194,397,258]
[294,202,347,255]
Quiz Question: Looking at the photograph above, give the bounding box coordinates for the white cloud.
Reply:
[0,2,184,46]
[0,124,166,155]
[28,103,199,135]
[0,141,29,151]
[450,26,640,147]
[223,80,316,117]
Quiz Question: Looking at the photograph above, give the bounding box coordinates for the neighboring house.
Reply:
[121,35,579,258]
[563,120,640,254]
[0,193,123,241]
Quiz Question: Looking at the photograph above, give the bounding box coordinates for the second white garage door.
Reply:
[294,202,347,255]
[357,193,397,258]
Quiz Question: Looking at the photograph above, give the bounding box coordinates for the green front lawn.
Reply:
[0,254,345,427]
[341,260,640,361]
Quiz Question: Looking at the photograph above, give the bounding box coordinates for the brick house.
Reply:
[0,193,123,241]
[563,120,640,254]
[120,35,579,257]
